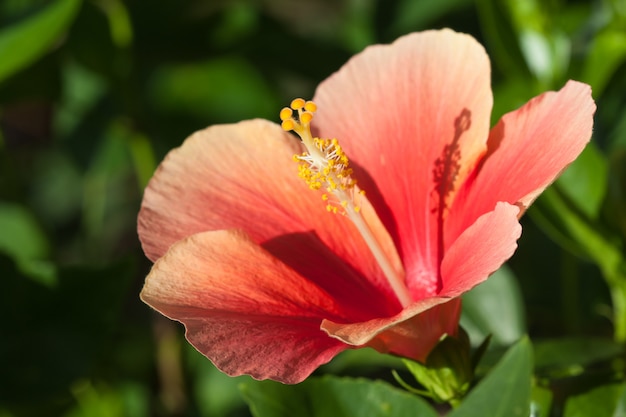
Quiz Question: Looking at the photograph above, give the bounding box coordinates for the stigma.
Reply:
[279,99,413,308]
[280,99,364,214]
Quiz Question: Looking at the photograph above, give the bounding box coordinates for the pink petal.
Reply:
[141,229,355,383]
[313,29,493,298]
[446,81,595,243]
[322,298,461,362]
[138,119,402,309]
[441,202,522,297]
[321,202,521,361]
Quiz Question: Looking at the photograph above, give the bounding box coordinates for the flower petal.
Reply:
[140,229,353,383]
[446,81,595,243]
[313,29,493,297]
[138,119,303,261]
[441,202,522,297]
[322,298,461,362]
[322,202,520,361]
[138,119,402,309]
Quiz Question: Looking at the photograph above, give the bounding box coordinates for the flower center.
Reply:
[280,98,412,308]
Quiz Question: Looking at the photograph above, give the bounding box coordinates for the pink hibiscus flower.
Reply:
[138,29,595,383]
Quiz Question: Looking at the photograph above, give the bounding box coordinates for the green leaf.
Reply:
[240,376,439,417]
[461,265,526,347]
[319,346,403,374]
[398,332,473,405]
[564,383,626,417]
[581,29,626,97]
[529,187,626,340]
[531,385,553,417]
[188,345,250,417]
[65,380,148,417]
[449,337,532,417]
[534,338,622,377]
[474,0,530,78]
[0,202,55,285]
[556,143,609,220]
[505,0,570,86]
[529,187,622,279]
[0,0,81,82]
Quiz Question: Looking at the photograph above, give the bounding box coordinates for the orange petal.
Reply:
[446,80,595,243]
[440,202,522,297]
[138,119,403,307]
[313,29,493,297]
[322,202,520,362]
[322,298,461,362]
[141,229,355,383]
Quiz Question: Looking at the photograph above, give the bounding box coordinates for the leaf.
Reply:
[581,29,626,97]
[556,143,609,220]
[460,265,526,347]
[534,338,622,376]
[529,187,626,340]
[531,385,553,417]
[240,376,439,417]
[0,202,55,285]
[474,0,530,78]
[529,187,622,277]
[564,383,626,417]
[449,337,533,417]
[398,332,473,404]
[0,0,81,82]
[188,345,250,417]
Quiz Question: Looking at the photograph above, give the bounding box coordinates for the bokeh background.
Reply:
[1,0,626,416]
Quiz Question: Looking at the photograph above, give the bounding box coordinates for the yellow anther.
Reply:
[291,98,305,110]
[280,107,293,121]
[304,101,317,113]
[281,99,412,308]
[281,119,295,131]
[300,112,313,125]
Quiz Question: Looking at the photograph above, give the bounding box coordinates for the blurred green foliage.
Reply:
[1,0,626,416]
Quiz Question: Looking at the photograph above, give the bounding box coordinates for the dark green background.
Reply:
[1,0,626,416]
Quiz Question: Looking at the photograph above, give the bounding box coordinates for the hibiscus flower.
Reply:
[138,29,595,383]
